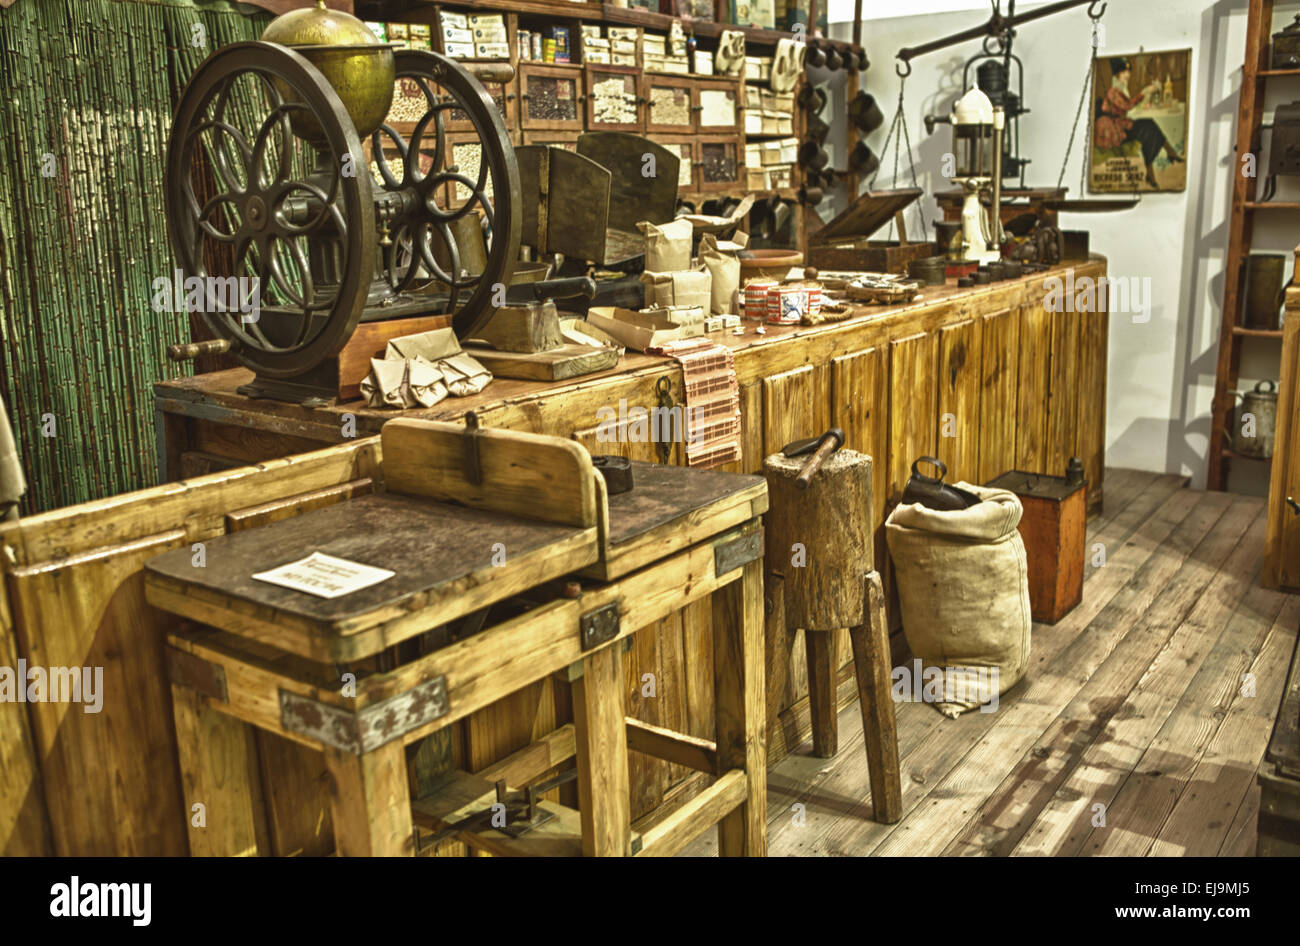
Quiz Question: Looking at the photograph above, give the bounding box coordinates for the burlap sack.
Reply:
[885,483,1031,717]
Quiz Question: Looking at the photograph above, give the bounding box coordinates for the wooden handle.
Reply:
[468,62,515,84]
[167,338,232,362]
[795,438,838,490]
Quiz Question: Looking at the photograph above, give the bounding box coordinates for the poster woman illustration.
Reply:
[1096,56,1185,189]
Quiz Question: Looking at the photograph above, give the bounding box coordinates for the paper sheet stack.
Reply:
[359,328,492,409]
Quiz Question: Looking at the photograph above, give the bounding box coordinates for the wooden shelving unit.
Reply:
[357,0,861,251]
[1209,0,1292,490]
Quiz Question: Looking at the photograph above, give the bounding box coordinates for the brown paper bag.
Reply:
[637,217,694,272]
[698,233,740,315]
[641,269,712,311]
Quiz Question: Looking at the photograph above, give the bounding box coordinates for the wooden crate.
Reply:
[806,240,936,276]
[986,470,1086,623]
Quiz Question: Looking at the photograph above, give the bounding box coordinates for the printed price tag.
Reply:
[253,552,395,599]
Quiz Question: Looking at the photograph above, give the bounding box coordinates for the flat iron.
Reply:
[901,457,981,511]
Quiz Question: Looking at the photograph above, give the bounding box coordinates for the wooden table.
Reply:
[153,258,1109,821]
[144,421,769,856]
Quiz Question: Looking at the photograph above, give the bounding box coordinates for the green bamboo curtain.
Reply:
[0,0,272,512]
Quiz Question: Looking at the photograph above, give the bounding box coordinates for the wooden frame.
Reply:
[695,77,742,134]
[442,77,518,138]
[517,62,585,131]
[521,129,581,150]
[443,131,499,211]
[641,73,697,135]
[649,133,699,192]
[696,134,745,193]
[583,63,643,131]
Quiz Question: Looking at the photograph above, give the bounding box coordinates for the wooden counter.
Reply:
[150,257,1108,836]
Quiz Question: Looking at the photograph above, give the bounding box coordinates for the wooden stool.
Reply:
[147,421,769,856]
[763,449,903,823]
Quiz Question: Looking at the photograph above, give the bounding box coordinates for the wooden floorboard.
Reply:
[679,468,1295,857]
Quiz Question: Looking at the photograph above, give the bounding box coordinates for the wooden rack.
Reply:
[1209,0,1290,490]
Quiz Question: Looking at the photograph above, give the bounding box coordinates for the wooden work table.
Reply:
[150,255,1109,834]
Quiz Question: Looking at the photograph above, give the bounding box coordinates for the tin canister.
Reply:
[766,285,808,323]
[744,279,779,317]
[1244,254,1286,330]
[1235,379,1278,458]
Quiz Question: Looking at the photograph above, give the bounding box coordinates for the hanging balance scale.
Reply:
[163,1,520,405]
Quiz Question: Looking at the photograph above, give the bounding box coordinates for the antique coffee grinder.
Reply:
[163,1,519,404]
[949,87,1004,264]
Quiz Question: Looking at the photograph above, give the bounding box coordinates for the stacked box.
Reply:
[745,142,763,166]
[761,140,782,165]
[693,50,713,75]
[469,14,509,59]
[364,21,387,42]
[744,110,763,135]
[768,164,793,188]
[549,26,571,63]
[744,56,772,81]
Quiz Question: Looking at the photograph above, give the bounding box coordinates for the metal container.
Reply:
[907,255,947,286]
[1235,379,1278,459]
[1274,14,1300,69]
[1244,254,1287,330]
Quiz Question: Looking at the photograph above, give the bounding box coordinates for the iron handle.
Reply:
[167,339,232,362]
[1288,496,1300,516]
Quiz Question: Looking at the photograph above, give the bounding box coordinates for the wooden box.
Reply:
[1258,631,1300,855]
[695,78,742,134]
[807,187,934,275]
[584,64,643,131]
[642,74,696,135]
[986,470,1086,624]
[696,135,743,193]
[518,63,584,131]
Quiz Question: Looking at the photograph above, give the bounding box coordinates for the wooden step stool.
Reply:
[145,419,769,856]
[763,449,902,823]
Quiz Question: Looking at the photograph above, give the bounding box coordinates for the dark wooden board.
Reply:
[1267,630,1300,778]
[604,461,764,548]
[468,344,621,381]
[145,494,587,631]
[811,188,923,245]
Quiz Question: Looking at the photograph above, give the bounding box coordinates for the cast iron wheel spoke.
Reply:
[165,41,373,378]
[371,124,410,189]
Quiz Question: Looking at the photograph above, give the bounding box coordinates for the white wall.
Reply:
[818,0,1296,492]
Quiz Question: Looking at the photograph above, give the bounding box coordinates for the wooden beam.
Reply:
[636,769,748,857]
[573,645,632,856]
[478,724,578,786]
[625,718,718,774]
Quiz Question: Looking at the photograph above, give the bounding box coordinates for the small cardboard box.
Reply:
[761,140,782,165]
[693,51,713,74]
[745,167,769,190]
[586,307,702,351]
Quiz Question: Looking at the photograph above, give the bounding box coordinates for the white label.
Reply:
[252,552,395,599]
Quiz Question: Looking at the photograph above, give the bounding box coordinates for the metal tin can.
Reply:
[765,285,807,324]
[1235,379,1278,458]
[743,280,779,316]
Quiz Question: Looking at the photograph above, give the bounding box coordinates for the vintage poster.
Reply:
[1089,49,1190,193]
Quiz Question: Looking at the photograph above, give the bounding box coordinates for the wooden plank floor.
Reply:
[681,468,1299,856]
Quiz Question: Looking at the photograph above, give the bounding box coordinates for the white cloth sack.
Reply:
[885,482,1031,717]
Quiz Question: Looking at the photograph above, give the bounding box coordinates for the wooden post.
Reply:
[712,559,768,856]
[170,685,266,856]
[572,645,632,856]
[848,573,903,823]
[324,741,412,857]
[763,571,791,752]
[804,630,839,756]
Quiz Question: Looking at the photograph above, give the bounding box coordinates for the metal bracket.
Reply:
[463,412,483,485]
[579,601,621,651]
[165,647,228,703]
[279,675,450,754]
[714,527,764,577]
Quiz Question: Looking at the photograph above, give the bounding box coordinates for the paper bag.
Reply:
[637,217,694,272]
[641,269,712,311]
[698,233,740,315]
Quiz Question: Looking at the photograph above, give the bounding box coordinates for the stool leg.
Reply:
[170,683,264,856]
[763,571,790,753]
[847,571,903,824]
[713,558,767,857]
[804,629,839,757]
[572,644,631,856]
[324,741,412,856]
